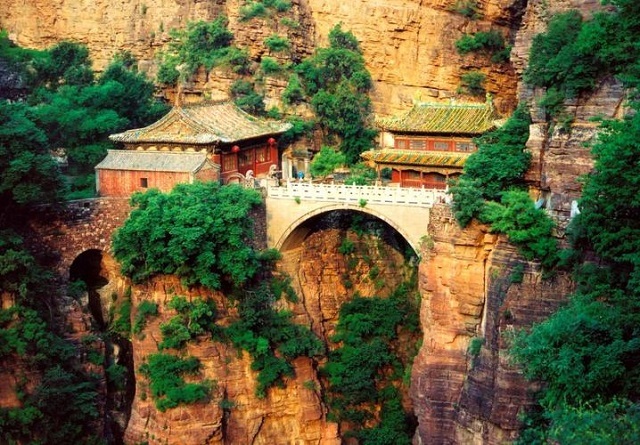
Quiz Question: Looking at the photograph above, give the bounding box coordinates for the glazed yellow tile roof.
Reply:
[109,101,291,145]
[361,148,471,167]
[376,101,498,135]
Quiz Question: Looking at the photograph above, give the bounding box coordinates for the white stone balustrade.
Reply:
[267,180,448,207]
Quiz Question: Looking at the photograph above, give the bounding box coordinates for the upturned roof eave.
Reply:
[109,118,292,145]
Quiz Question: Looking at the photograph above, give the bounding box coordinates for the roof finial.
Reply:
[486,92,494,109]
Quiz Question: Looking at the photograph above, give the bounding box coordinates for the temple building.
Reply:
[98,101,291,196]
[361,100,499,189]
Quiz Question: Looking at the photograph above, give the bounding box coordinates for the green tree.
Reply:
[0,100,63,210]
[112,182,263,290]
[309,146,346,178]
[574,107,640,267]
[481,190,558,268]
[296,24,376,163]
[450,104,531,226]
[31,40,94,89]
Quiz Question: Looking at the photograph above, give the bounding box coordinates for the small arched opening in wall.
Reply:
[69,249,112,328]
[277,204,419,257]
[69,248,134,443]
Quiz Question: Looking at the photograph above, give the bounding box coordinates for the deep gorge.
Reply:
[1,0,638,443]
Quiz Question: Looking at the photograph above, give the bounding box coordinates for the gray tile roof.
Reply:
[109,101,291,145]
[95,150,210,173]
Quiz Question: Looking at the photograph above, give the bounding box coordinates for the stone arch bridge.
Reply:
[24,183,447,278]
[265,181,447,254]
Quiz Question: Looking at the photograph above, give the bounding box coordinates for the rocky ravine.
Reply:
[0,0,631,443]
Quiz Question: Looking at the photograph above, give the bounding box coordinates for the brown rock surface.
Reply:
[124,275,338,445]
[0,0,521,115]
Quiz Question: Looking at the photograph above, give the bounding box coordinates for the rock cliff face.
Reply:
[1,0,522,115]
[0,0,631,443]
[123,222,413,444]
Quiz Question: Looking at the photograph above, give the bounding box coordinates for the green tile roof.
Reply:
[109,101,291,145]
[361,148,471,168]
[95,150,211,173]
[376,101,498,135]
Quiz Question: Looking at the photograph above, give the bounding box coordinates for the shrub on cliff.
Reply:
[112,182,263,290]
[450,104,532,226]
[456,30,510,63]
[296,24,377,164]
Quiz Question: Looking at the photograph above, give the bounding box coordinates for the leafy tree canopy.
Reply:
[573,106,640,267]
[0,100,63,209]
[309,145,346,178]
[450,104,532,227]
[112,182,263,290]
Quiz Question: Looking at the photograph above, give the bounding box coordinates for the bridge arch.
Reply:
[276,203,420,255]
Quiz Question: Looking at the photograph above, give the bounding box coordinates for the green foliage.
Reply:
[573,106,640,266]
[279,116,315,146]
[338,238,355,255]
[0,30,48,87]
[110,297,132,337]
[510,263,525,284]
[451,0,480,19]
[227,283,323,398]
[0,306,73,362]
[260,56,282,75]
[450,104,532,226]
[323,282,420,438]
[133,300,159,335]
[165,17,233,75]
[545,399,640,445]
[510,292,640,410]
[456,30,510,63]
[355,396,412,445]
[239,0,291,21]
[0,231,51,302]
[511,97,640,438]
[158,296,219,350]
[139,353,209,412]
[525,3,640,113]
[280,17,300,29]
[310,81,377,163]
[112,182,263,290]
[282,74,305,105]
[296,24,376,164]
[264,34,290,53]
[0,100,63,209]
[31,40,94,89]
[344,161,377,185]
[230,79,265,115]
[480,191,559,268]
[467,337,484,357]
[309,146,346,178]
[156,17,255,82]
[459,71,486,96]
[239,2,268,21]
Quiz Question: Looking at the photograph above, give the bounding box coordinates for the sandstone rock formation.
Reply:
[0,0,631,443]
[1,0,522,115]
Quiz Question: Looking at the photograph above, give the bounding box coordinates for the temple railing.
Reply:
[266,180,449,207]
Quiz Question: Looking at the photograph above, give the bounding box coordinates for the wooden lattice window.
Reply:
[434,141,450,151]
[223,154,237,172]
[256,146,269,163]
[455,142,473,152]
[410,139,426,150]
[395,138,409,150]
[239,150,254,167]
